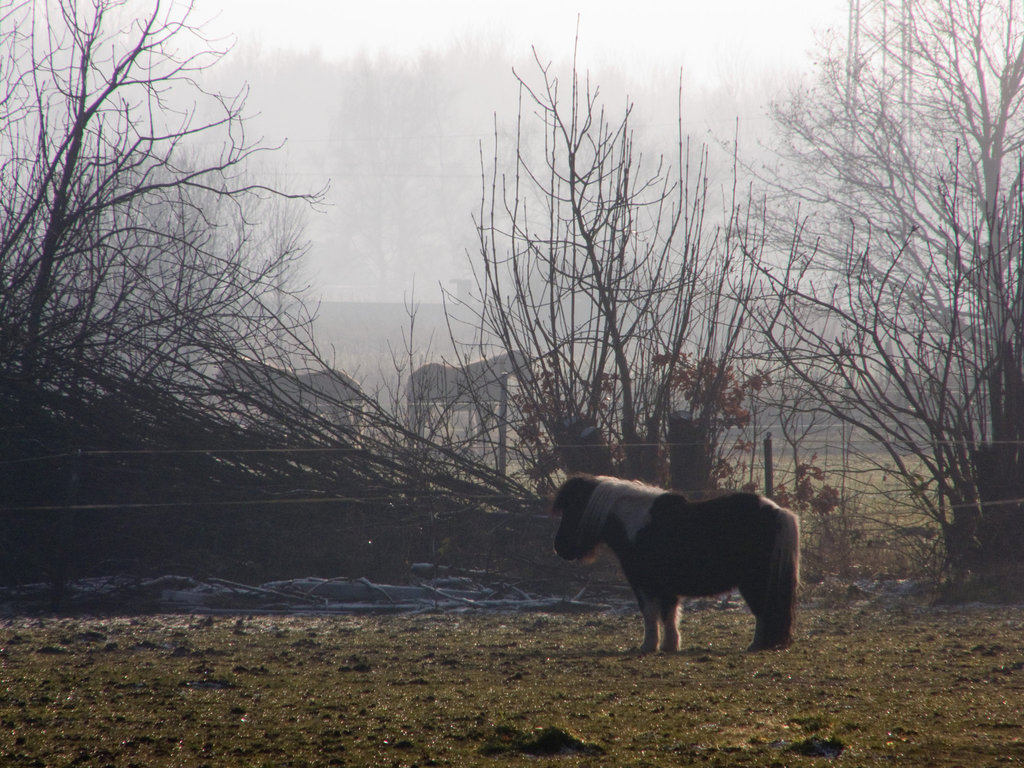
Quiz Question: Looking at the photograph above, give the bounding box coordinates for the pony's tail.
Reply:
[763,507,800,649]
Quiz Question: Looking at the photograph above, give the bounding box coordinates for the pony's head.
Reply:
[551,475,603,560]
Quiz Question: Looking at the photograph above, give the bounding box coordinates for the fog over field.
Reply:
[195,0,847,307]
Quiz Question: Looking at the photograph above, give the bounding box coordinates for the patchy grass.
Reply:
[2,606,1024,766]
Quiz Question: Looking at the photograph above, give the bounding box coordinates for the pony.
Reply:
[552,475,799,652]
[407,351,531,472]
[407,350,531,427]
[218,356,363,428]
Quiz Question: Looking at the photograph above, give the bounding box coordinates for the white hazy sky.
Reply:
[185,0,851,306]
[198,0,848,87]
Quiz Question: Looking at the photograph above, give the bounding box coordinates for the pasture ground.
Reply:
[2,604,1023,766]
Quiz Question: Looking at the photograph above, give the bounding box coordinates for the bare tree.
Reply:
[767,0,1024,258]
[754,174,1024,585]
[466,51,764,491]
[757,0,1024,587]
[0,0,536,595]
[0,0,320,393]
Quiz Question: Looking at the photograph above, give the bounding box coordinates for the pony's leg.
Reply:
[658,598,680,652]
[635,590,661,653]
[740,583,770,651]
[747,614,769,652]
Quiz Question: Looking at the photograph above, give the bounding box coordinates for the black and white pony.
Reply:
[552,475,800,652]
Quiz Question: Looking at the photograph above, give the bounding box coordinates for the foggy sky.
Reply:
[195,1,847,306]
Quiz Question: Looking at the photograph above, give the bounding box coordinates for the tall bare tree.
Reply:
[466,52,764,490]
[757,0,1024,586]
[755,174,1024,586]
[767,0,1024,255]
[0,0,319,390]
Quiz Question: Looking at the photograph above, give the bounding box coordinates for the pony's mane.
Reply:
[576,476,663,548]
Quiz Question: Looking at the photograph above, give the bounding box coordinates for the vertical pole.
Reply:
[763,432,774,497]
[496,374,509,475]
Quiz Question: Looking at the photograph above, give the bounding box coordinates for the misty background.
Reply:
[193,0,847,385]
[4,0,1023,598]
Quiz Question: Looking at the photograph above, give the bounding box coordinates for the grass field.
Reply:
[2,604,1023,767]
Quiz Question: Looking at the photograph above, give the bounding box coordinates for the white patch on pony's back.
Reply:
[580,476,662,545]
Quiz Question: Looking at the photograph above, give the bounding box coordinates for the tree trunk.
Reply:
[668,412,712,497]
[967,443,1024,589]
[552,418,615,477]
